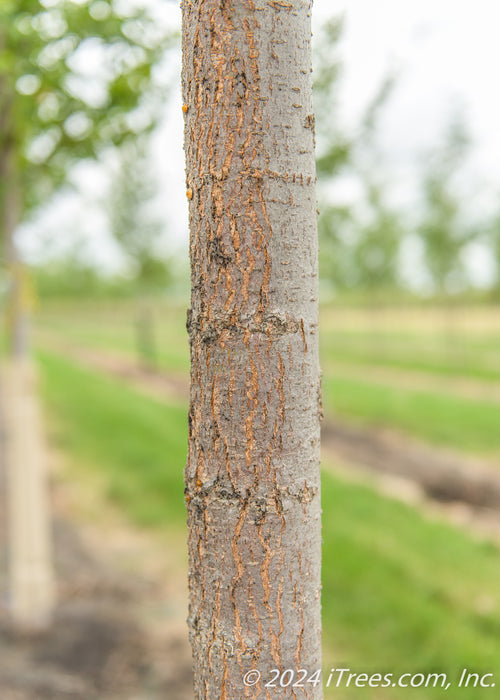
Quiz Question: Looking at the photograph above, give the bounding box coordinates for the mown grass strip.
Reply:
[320,332,500,382]
[38,350,500,698]
[323,375,500,456]
[37,304,190,373]
[38,350,188,528]
[321,472,500,697]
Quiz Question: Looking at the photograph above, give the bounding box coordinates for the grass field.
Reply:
[320,316,500,382]
[323,375,500,456]
[37,347,500,698]
[36,300,500,459]
[39,349,187,530]
[37,299,189,373]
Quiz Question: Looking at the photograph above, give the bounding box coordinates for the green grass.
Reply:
[322,472,500,697]
[38,300,500,383]
[37,300,500,460]
[38,349,500,697]
[320,329,500,382]
[36,300,190,373]
[38,350,188,528]
[323,375,500,456]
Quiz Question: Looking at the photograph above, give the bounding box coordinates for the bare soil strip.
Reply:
[0,358,193,700]
[5,336,496,695]
[38,338,500,513]
[0,485,193,700]
[322,421,500,509]
[322,422,500,546]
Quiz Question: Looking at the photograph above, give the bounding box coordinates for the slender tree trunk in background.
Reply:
[1,146,29,359]
[183,1,322,697]
[2,361,55,631]
[0,148,54,630]
[135,304,158,371]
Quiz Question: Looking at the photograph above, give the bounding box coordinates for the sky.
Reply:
[329,0,500,186]
[19,0,500,284]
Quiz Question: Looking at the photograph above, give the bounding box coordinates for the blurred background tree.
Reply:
[488,204,500,299]
[0,0,175,633]
[314,17,351,182]
[351,179,402,294]
[0,0,175,355]
[314,16,402,300]
[314,16,352,296]
[108,138,171,292]
[107,136,173,369]
[417,116,473,297]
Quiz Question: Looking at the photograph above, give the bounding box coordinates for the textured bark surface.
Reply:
[182,1,321,697]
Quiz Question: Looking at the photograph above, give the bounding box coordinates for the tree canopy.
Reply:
[418,116,472,294]
[108,138,171,289]
[0,0,174,222]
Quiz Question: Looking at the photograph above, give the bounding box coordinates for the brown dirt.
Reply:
[6,334,499,696]
[15,335,500,698]
[321,421,500,545]
[0,406,193,700]
[40,338,500,512]
[37,335,189,405]
[322,420,500,509]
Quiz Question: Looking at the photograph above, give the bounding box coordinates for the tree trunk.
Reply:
[0,146,29,359]
[0,147,54,630]
[182,1,322,697]
[2,360,55,631]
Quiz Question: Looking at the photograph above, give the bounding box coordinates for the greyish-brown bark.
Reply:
[0,148,54,631]
[182,1,322,697]
[0,146,29,359]
[2,360,55,631]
